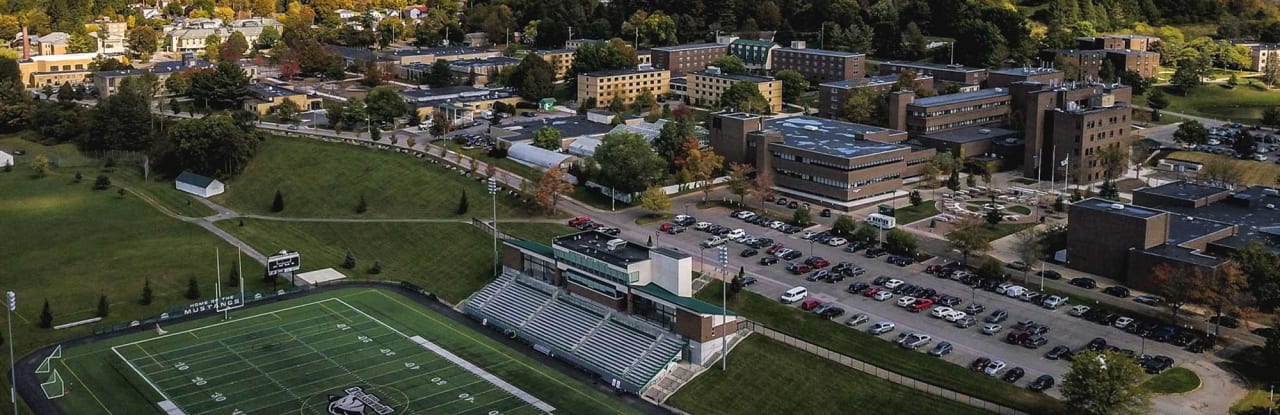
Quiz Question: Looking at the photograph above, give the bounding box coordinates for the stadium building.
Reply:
[464,230,741,397]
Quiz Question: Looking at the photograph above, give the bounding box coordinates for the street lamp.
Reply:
[718,244,729,371]
[809,239,815,259]
[487,178,499,276]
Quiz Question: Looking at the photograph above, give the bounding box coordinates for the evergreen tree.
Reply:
[369,260,383,275]
[356,194,368,214]
[457,191,469,214]
[38,299,52,328]
[909,190,923,206]
[342,250,357,269]
[227,260,241,287]
[141,279,153,305]
[271,190,285,212]
[946,169,961,190]
[185,276,201,299]
[96,295,109,317]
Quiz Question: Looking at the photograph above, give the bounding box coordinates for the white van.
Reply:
[780,287,808,303]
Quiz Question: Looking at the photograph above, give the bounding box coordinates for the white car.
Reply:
[944,311,968,322]
[873,291,894,301]
[883,279,905,289]
[769,221,786,229]
[1004,286,1027,298]
[983,360,1007,376]
[1018,290,1038,302]
[734,211,755,219]
[1068,305,1091,317]
[694,221,712,230]
[896,296,917,307]
[950,271,972,281]
[995,283,1015,294]
[779,286,808,303]
[827,237,848,247]
[930,306,954,318]
[802,230,820,239]
[868,321,896,335]
[1042,295,1069,309]
[726,229,746,239]
[1114,316,1135,329]
[674,214,692,223]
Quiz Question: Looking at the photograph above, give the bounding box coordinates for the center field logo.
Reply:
[328,386,395,415]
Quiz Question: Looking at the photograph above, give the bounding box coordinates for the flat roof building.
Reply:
[879,61,987,91]
[577,67,671,109]
[535,49,575,80]
[688,68,783,113]
[816,74,934,119]
[986,67,1064,89]
[1106,49,1161,79]
[771,41,865,83]
[650,38,732,76]
[888,88,1013,138]
[709,112,934,209]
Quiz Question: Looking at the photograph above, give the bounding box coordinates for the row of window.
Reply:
[919,115,1005,133]
[772,152,904,172]
[46,64,86,72]
[912,99,1009,118]
[596,73,665,82]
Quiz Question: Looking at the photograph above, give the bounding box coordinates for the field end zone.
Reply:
[108,297,554,415]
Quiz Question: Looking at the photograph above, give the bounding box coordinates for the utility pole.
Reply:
[6,291,14,413]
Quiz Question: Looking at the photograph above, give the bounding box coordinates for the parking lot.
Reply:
[1183,123,1280,162]
[648,209,1211,397]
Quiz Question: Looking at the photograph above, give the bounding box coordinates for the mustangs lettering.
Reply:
[328,386,394,415]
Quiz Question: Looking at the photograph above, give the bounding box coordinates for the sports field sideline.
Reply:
[39,288,641,415]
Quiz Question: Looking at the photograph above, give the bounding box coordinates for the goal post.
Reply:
[40,369,65,399]
[35,345,62,374]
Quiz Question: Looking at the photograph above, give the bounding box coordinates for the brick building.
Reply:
[649,38,733,75]
[879,61,987,91]
[1105,50,1161,79]
[770,41,864,83]
[888,88,1013,137]
[986,67,1064,89]
[709,113,934,209]
[816,73,934,119]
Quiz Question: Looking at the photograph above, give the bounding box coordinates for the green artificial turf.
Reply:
[51,288,638,415]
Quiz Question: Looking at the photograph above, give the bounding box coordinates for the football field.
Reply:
[45,288,640,415]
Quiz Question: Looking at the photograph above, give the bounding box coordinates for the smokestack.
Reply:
[21,26,29,60]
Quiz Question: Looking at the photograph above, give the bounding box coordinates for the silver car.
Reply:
[869,321,896,335]
[981,323,1003,335]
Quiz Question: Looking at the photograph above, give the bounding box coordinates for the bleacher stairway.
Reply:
[464,272,687,394]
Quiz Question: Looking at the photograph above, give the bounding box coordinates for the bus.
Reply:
[865,213,896,230]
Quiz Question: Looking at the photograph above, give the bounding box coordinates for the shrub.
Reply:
[271,190,284,212]
[185,276,200,299]
[93,175,112,190]
[38,299,52,328]
[342,250,357,269]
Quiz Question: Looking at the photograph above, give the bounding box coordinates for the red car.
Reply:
[800,298,823,311]
[767,243,785,255]
[804,257,831,268]
[658,223,674,232]
[787,263,813,275]
[863,287,882,297]
[925,265,943,274]
[568,216,592,226]
[908,299,934,312]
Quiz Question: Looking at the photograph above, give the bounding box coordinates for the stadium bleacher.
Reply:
[464,272,687,394]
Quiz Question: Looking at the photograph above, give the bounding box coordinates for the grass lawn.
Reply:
[52,288,638,415]
[1232,387,1275,414]
[571,185,635,211]
[214,136,541,219]
[1142,367,1201,394]
[1137,84,1280,125]
[1008,205,1033,215]
[668,336,987,415]
[1164,151,1280,186]
[893,201,940,225]
[973,223,1036,242]
[0,162,276,413]
[694,281,1066,415]
[217,219,571,303]
[463,148,543,182]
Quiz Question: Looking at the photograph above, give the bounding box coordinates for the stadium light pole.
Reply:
[6,291,13,411]
[488,178,499,277]
[718,245,728,371]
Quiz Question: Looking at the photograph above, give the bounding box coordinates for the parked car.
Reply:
[1045,345,1071,360]
[1068,305,1091,317]
[1144,355,1174,374]
[981,323,1003,335]
[985,310,1009,324]
[1002,367,1026,383]
[873,290,894,301]
[1114,316,1135,329]
[970,357,992,372]
[740,248,758,257]
[1069,277,1097,289]
[883,279,905,289]
[1134,294,1164,306]
[1007,261,1028,271]
[779,287,808,304]
[739,276,757,286]
[928,341,953,356]
[1211,315,1241,328]
[800,298,823,311]
[817,305,845,319]
[759,256,780,266]
[955,316,978,328]
[1042,295,1069,309]
[983,360,1008,376]
[1087,337,1107,352]
[902,333,933,350]
[965,304,986,316]
[1036,270,1062,280]
[869,321,896,335]
[1022,335,1048,348]
[1103,286,1131,298]
[847,281,870,294]
[845,313,870,327]
[896,296,918,308]
[1029,375,1056,392]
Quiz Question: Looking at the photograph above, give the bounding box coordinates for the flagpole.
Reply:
[1049,146,1056,193]
[1064,154,1071,193]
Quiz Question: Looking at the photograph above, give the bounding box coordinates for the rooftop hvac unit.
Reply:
[803,125,820,131]
[606,239,627,251]
[1110,203,1125,210]
[978,129,991,134]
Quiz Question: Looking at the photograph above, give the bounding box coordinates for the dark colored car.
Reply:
[781,250,803,260]
[1103,286,1131,298]
[759,256,780,265]
[1002,367,1026,383]
[1144,355,1174,374]
[1022,335,1048,348]
[1036,270,1062,280]
[818,306,845,319]
[1069,277,1097,289]
[1210,315,1241,329]
[964,303,986,314]
[928,341,953,357]
[820,208,832,217]
[971,357,991,372]
[739,276,757,286]
[847,281,870,294]
[1087,337,1107,352]
[1045,345,1070,360]
[872,276,892,285]
[1029,375,1055,392]
[864,247,888,258]
[740,248,758,257]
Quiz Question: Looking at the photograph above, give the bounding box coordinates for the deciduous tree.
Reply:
[775,69,809,104]
[681,138,724,201]
[1061,351,1151,415]
[509,53,554,100]
[594,131,666,194]
[533,166,574,214]
[726,162,755,204]
[720,80,769,113]
[38,299,52,328]
[946,217,991,266]
[1149,263,1199,324]
[639,186,672,217]
[532,126,562,150]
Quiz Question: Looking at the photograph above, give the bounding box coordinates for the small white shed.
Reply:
[175,171,225,198]
[0,151,12,168]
